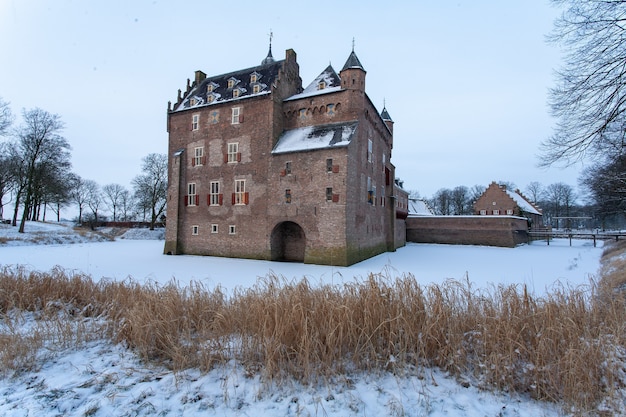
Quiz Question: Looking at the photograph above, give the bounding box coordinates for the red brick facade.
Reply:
[164,49,404,266]
[473,182,543,229]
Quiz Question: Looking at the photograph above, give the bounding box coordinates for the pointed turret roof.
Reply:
[381,106,393,122]
[341,50,365,72]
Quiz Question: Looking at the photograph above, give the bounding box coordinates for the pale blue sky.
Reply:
[0,0,582,198]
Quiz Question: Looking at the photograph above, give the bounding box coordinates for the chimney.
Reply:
[195,70,206,86]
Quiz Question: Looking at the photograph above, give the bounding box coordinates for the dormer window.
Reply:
[207,94,215,103]
[318,81,326,90]
[252,84,261,94]
[207,82,218,93]
[190,98,198,106]
[227,78,238,89]
[250,72,260,83]
[233,89,240,98]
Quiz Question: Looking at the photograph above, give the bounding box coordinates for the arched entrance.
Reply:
[271,221,306,262]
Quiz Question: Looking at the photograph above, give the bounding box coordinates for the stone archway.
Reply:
[270,221,306,262]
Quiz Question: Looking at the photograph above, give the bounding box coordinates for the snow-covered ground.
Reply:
[0,221,609,416]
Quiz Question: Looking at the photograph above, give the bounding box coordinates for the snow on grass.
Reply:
[0,221,611,416]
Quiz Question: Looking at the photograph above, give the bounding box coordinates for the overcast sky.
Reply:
[0,0,584,199]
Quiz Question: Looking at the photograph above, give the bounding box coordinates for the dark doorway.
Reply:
[271,221,306,262]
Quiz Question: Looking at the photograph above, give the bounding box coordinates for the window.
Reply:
[192,225,199,235]
[326,158,333,172]
[207,94,215,103]
[231,107,241,124]
[190,98,198,106]
[233,179,248,205]
[381,185,385,207]
[207,82,217,93]
[318,81,326,90]
[187,183,198,206]
[327,103,335,115]
[367,177,374,205]
[326,187,333,201]
[252,84,261,94]
[299,108,307,119]
[493,210,500,215]
[227,142,240,163]
[209,181,222,206]
[193,147,204,166]
[367,139,373,163]
[227,78,236,88]
[285,189,291,204]
[233,89,240,98]
[250,72,259,83]
[229,225,236,235]
[285,161,292,175]
[480,210,486,215]
[382,153,386,172]
[506,209,514,215]
[210,110,219,124]
[192,114,199,131]
[211,224,218,234]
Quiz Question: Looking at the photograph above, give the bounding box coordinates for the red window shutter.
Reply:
[280,169,286,177]
[244,192,249,205]
[332,194,339,203]
[207,194,211,206]
[232,193,236,205]
[332,165,339,173]
[191,157,196,167]
[236,152,242,162]
[202,155,207,165]
[218,194,223,206]
[195,195,199,206]
[239,114,244,123]
[223,154,228,163]
[184,196,189,206]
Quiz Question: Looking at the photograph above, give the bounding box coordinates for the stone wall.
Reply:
[406,215,529,247]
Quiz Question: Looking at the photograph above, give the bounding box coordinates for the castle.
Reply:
[164,46,408,266]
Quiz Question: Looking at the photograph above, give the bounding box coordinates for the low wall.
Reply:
[406,215,529,247]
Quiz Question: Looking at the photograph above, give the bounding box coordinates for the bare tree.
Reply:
[69,175,90,225]
[85,180,102,224]
[542,1,626,166]
[102,183,127,222]
[132,153,167,230]
[542,182,577,228]
[525,181,544,205]
[0,97,12,136]
[14,108,70,233]
[0,143,16,219]
[429,188,453,215]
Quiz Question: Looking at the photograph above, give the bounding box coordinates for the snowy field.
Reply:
[0,222,608,416]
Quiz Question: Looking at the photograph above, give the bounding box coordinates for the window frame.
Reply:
[229,225,236,235]
[192,225,199,235]
[231,107,241,124]
[187,182,197,206]
[234,179,246,205]
[209,181,222,206]
[227,142,240,163]
[193,146,204,166]
[211,224,219,234]
[192,114,199,131]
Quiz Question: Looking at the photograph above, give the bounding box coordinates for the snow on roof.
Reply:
[505,189,541,215]
[285,65,342,101]
[408,199,434,216]
[272,121,358,154]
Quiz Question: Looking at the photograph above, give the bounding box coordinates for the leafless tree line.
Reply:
[0,99,167,231]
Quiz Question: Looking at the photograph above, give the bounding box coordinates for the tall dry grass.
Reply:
[1,255,626,413]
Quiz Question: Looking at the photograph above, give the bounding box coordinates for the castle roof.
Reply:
[285,64,341,101]
[174,58,285,112]
[381,107,393,122]
[272,121,358,154]
[341,50,365,72]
